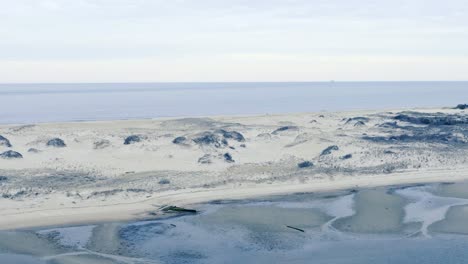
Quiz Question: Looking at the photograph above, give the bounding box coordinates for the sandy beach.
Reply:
[1,107,468,230]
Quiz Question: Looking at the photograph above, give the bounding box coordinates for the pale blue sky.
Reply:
[1,0,467,82]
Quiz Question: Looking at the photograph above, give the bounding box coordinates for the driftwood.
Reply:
[162,206,197,213]
[286,225,305,232]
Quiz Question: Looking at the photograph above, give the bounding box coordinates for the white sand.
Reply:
[1,107,467,230]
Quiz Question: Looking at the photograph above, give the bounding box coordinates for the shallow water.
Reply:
[3,183,468,263]
[0,254,46,264]
[430,205,468,235]
[1,81,467,124]
[333,189,409,234]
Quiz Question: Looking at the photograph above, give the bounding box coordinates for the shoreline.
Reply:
[2,167,468,230]
[0,105,451,127]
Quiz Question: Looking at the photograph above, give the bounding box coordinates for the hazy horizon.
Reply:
[1,80,468,85]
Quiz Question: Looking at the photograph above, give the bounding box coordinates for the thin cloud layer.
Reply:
[1,0,467,82]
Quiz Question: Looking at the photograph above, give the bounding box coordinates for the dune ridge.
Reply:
[1,107,468,229]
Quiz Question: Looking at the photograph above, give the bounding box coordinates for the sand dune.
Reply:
[1,107,468,229]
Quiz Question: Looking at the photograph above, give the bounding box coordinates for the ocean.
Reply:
[0,81,467,124]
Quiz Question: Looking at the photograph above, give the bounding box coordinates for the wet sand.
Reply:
[3,181,468,263]
[430,205,468,235]
[332,189,409,234]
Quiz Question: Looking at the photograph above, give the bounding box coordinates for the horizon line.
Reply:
[1,80,468,85]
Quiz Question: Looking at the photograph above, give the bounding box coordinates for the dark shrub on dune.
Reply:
[93,139,111,149]
[0,150,23,159]
[198,154,213,164]
[394,112,468,126]
[223,153,234,163]
[364,132,465,144]
[297,161,313,168]
[193,132,227,148]
[272,126,299,135]
[159,179,170,185]
[378,122,400,129]
[340,154,353,160]
[192,130,245,148]
[172,136,187,145]
[47,138,66,147]
[124,135,141,145]
[354,121,366,127]
[321,145,339,156]
[345,117,369,125]
[216,129,245,142]
[27,148,41,153]
[0,135,12,147]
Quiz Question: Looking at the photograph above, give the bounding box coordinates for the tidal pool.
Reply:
[3,183,468,264]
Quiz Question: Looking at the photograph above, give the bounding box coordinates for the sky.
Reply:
[1,0,468,83]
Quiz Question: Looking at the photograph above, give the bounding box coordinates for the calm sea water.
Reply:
[0,82,466,124]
